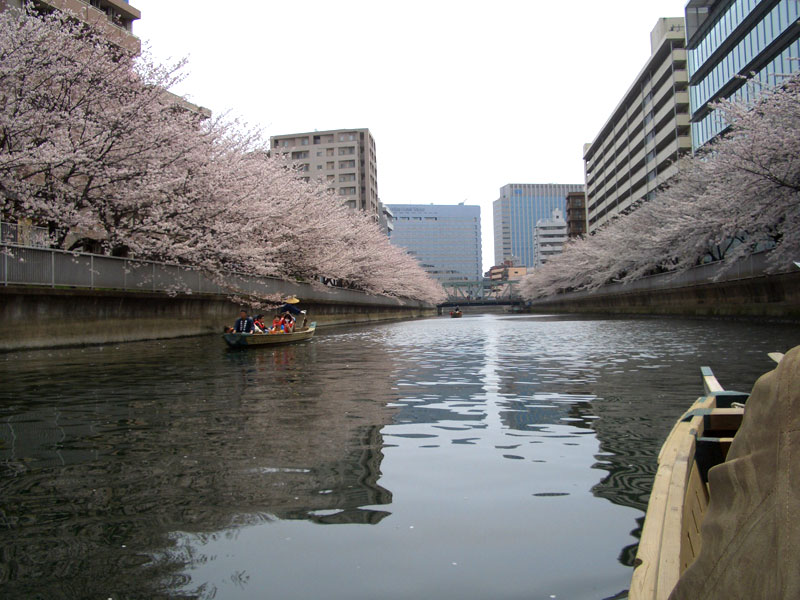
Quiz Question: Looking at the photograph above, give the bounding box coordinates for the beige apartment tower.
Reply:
[270,129,380,216]
[1,0,141,53]
[583,18,691,233]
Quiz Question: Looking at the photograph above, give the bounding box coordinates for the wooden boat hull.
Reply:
[223,322,316,348]
[629,366,747,600]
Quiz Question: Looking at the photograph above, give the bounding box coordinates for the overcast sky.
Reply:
[134,0,691,271]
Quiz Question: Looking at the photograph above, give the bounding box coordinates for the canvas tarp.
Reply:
[669,345,800,599]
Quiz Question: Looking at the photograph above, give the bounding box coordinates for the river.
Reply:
[1,314,798,599]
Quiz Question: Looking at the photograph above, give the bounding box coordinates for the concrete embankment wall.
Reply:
[0,286,434,351]
[525,254,800,320]
[0,244,435,351]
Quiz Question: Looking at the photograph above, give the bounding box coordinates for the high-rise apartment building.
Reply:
[270,128,380,216]
[686,0,800,151]
[493,183,583,268]
[565,191,587,238]
[583,18,691,234]
[1,0,141,53]
[388,203,482,284]
[532,209,568,268]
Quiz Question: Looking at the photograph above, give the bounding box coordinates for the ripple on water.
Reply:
[1,315,797,599]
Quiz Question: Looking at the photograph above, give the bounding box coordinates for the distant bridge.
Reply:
[438,280,524,307]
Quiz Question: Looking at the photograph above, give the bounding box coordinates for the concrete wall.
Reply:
[0,286,435,351]
[525,269,800,320]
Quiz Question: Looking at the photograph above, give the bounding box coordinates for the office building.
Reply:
[583,18,691,234]
[270,128,380,216]
[1,0,141,53]
[565,191,587,238]
[686,0,800,151]
[493,183,583,268]
[532,209,568,268]
[388,203,482,284]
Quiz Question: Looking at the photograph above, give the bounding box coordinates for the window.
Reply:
[291,151,309,159]
[326,148,335,156]
[326,161,334,169]
[338,146,355,155]
[339,160,355,168]
[327,175,335,182]
[300,138,309,146]
[339,187,356,196]
[339,173,356,182]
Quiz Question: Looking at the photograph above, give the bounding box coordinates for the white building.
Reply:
[532,209,567,268]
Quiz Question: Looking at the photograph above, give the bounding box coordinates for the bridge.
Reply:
[438,280,524,307]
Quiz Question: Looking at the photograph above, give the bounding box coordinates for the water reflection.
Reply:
[1,315,798,599]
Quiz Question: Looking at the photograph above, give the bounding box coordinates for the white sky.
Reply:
[133,0,691,272]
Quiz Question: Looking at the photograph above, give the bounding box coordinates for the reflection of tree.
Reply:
[0,334,398,598]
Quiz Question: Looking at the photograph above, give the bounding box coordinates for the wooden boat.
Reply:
[629,365,753,599]
[450,310,462,318]
[223,322,316,348]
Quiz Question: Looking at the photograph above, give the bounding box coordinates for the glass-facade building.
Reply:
[686,0,800,150]
[387,204,482,284]
[493,183,583,268]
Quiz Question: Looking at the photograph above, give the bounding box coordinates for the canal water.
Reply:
[1,314,798,599]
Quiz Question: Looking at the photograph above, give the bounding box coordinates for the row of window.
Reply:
[278,132,363,147]
[692,36,800,149]
[690,0,800,113]
[689,0,763,75]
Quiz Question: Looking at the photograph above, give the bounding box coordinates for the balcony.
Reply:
[35,0,141,53]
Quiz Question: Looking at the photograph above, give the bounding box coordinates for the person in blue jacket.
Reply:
[232,309,255,333]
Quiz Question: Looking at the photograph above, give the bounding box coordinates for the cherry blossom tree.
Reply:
[520,71,800,300]
[0,5,445,305]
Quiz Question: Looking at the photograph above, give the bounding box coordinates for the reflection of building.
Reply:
[0,337,400,597]
[493,183,583,268]
[270,128,380,216]
[388,203,482,284]
[583,18,691,233]
[532,209,567,268]
[2,0,142,53]
[686,0,800,151]
[565,191,587,238]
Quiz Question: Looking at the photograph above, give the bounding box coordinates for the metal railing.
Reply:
[0,243,428,308]
[0,221,50,248]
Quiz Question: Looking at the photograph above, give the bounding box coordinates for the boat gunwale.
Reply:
[630,367,745,600]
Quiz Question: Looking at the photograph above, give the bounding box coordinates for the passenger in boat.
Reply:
[232,310,255,334]
[268,315,282,334]
[283,312,296,333]
[253,314,266,333]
